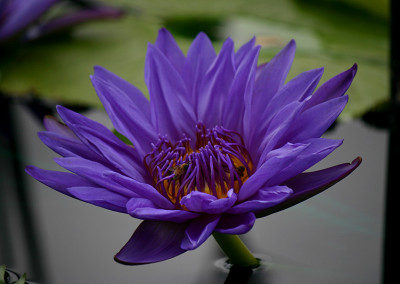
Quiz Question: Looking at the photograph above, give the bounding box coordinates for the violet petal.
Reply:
[25,165,94,198]
[266,138,343,186]
[155,28,186,74]
[104,171,175,210]
[68,186,129,213]
[127,198,199,223]
[114,220,188,265]
[54,157,137,198]
[229,186,293,214]
[181,215,220,250]
[304,64,357,109]
[238,142,308,202]
[145,44,196,141]
[91,69,157,156]
[215,212,256,234]
[197,37,235,126]
[180,189,237,214]
[256,157,362,218]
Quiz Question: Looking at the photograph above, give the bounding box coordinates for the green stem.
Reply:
[212,233,260,268]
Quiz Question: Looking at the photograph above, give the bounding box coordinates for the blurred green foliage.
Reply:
[0,0,389,119]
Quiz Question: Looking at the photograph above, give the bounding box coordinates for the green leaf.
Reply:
[0,265,6,284]
[0,0,389,119]
[15,273,26,284]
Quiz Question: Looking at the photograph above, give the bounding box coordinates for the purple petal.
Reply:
[254,101,304,166]
[245,40,296,130]
[126,197,199,223]
[0,0,57,41]
[91,68,157,156]
[215,212,256,234]
[68,186,129,213]
[145,44,196,140]
[38,131,101,162]
[155,28,186,74]
[180,189,237,214]
[304,64,357,110]
[229,186,293,214]
[263,67,324,119]
[70,124,146,182]
[238,143,308,202]
[183,32,216,105]
[25,165,94,198]
[92,66,151,120]
[43,115,78,140]
[285,95,349,142]
[104,171,175,210]
[54,157,137,198]
[255,157,362,218]
[197,37,235,126]
[114,220,187,265]
[222,44,260,132]
[25,6,124,41]
[234,37,256,68]
[266,138,343,186]
[181,215,220,250]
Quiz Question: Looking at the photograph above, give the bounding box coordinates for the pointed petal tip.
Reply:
[351,63,358,76]
[352,156,362,166]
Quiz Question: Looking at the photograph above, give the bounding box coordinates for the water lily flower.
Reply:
[0,0,123,43]
[26,28,361,265]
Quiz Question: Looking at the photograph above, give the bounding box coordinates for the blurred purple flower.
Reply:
[26,28,361,264]
[0,0,123,43]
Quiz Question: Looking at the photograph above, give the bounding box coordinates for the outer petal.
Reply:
[145,44,196,140]
[245,40,296,135]
[183,32,216,106]
[24,5,124,41]
[238,143,308,201]
[105,171,175,210]
[228,186,293,214]
[91,68,157,156]
[181,215,220,250]
[43,115,78,140]
[92,66,151,120]
[284,95,349,143]
[0,0,57,41]
[255,101,304,166]
[234,37,256,68]
[180,189,237,214]
[154,28,186,74]
[25,166,94,198]
[68,186,129,213]
[71,124,146,181]
[54,157,137,198]
[215,212,256,234]
[114,220,188,265]
[38,131,102,163]
[126,198,199,223]
[261,67,324,123]
[266,138,343,186]
[197,38,235,126]
[255,157,362,218]
[304,64,357,110]
[222,44,260,132]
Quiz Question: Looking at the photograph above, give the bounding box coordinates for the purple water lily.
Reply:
[26,28,361,265]
[0,0,123,43]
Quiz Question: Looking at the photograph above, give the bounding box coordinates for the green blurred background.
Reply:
[0,0,389,120]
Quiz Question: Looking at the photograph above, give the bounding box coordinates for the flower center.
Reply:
[144,123,253,208]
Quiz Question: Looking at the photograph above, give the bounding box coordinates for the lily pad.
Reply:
[0,0,389,119]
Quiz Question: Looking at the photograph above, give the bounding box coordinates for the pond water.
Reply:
[1,102,386,283]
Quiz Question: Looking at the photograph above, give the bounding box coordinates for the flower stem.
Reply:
[212,233,260,268]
